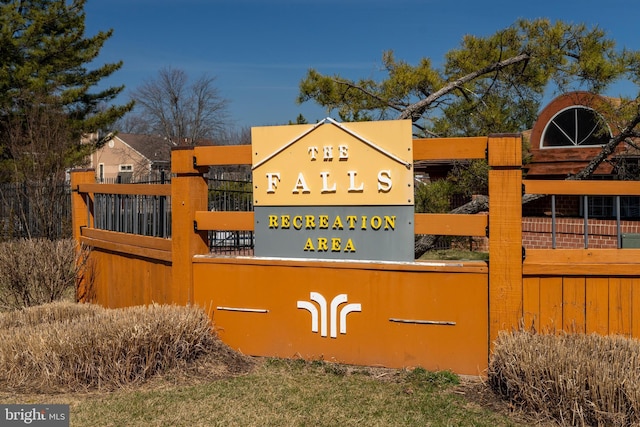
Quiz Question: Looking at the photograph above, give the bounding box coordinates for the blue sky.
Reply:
[85,0,640,131]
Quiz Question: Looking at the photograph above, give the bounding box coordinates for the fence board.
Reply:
[194,145,253,166]
[562,277,586,333]
[609,278,632,336]
[195,211,254,231]
[525,179,640,196]
[81,228,172,252]
[414,213,487,236]
[586,278,609,335]
[523,277,540,332]
[412,137,487,161]
[539,277,563,332]
[633,281,640,338]
[524,249,640,275]
[80,235,172,263]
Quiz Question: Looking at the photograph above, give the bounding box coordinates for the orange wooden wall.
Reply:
[522,276,640,336]
[522,248,640,337]
[193,257,488,375]
[83,249,172,308]
[71,169,174,308]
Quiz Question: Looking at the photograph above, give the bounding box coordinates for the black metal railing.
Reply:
[0,181,71,240]
[207,176,253,255]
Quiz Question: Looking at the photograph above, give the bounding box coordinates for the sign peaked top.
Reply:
[251,118,412,170]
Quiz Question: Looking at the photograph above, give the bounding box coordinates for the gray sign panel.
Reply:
[254,206,414,261]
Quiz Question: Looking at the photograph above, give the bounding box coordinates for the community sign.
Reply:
[252,118,414,261]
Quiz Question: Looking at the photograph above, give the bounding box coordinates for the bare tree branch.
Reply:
[330,78,406,113]
[131,67,229,145]
[398,53,531,121]
[572,106,640,180]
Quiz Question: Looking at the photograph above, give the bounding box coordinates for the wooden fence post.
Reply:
[70,169,96,302]
[70,169,95,241]
[171,147,209,305]
[488,134,523,348]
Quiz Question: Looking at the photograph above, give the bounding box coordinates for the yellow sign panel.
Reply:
[251,119,413,206]
[252,119,413,206]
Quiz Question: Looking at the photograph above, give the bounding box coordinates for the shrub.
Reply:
[0,238,90,310]
[0,300,99,329]
[0,302,254,392]
[414,179,455,214]
[488,330,640,426]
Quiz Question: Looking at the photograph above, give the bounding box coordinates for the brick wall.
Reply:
[523,195,581,217]
[523,217,640,249]
[460,217,640,252]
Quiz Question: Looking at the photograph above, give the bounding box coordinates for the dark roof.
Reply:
[115,133,173,163]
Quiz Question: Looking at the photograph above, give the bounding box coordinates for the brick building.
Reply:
[522,91,639,249]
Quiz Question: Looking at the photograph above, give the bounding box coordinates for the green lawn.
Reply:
[60,359,526,427]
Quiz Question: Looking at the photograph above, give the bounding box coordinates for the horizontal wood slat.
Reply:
[80,229,172,263]
[192,254,488,273]
[413,137,487,161]
[524,263,640,276]
[524,180,640,196]
[191,138,488,167]
[526,248,640,264]
[195,211,254,231]
[81,228,172,251]
[195,211,489,236]
[414,213,488,236]
[524,248,640,275]
[77,183,171,196]
[193,145,253,166]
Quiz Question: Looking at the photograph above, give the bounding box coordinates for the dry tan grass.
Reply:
[0,304,532,426]
[0,238,90,310]
[489,330,640,426]
[0,302,254,393]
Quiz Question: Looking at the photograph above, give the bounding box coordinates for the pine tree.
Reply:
[0,0,133,181]
[298,19,633,138]
[297,18,640,256]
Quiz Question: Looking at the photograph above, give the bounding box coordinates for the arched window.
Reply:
[540,106,611,149]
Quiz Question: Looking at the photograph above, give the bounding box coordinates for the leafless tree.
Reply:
[130,67,230,145]
[113,112,152,135]
[1,93,80,239]
[216,126,251,146]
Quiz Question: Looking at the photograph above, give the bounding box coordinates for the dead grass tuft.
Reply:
[0,238,90,310]
[0,302,254,393]
[489,330,640,426]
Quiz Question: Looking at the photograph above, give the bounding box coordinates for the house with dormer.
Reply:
[87,133,172,183]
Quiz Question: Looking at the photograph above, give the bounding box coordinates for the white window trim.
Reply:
[540,105,612,150]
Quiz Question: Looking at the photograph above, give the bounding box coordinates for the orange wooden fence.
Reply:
[70,132,640,375]
[522,180,640,337]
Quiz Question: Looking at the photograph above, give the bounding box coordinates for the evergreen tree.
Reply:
[298,19,635,139]
[0,0,133,181]
[297,18,640,256]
